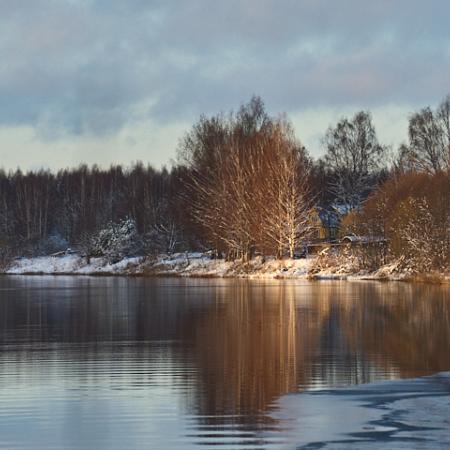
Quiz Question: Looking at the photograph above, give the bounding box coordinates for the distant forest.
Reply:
[0,95,449,273]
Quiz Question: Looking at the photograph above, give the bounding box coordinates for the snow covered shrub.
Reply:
[90,218,142,263]
[309,246,361,274]
[353,170,449,274]
[395,197,449,272]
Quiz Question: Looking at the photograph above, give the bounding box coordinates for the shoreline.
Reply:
[2,253,448,283]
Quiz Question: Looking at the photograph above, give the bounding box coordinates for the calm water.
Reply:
[0,276,449,449]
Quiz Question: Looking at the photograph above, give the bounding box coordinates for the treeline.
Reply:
[0,164,192,259]
[0,95,449,272]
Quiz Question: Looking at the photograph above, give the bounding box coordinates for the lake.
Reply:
[0,276,449,449]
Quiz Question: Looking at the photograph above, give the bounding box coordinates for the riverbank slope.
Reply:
[3,253,448,282]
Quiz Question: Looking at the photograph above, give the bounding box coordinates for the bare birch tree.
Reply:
[180,100,313,260]
[258,122,312,258]
[401,94,450,174]
[323,111,386,211]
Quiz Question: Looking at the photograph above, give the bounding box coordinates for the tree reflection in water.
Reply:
[0,277,448,437]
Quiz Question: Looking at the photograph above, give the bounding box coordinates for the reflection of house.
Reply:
[309,207,340,243]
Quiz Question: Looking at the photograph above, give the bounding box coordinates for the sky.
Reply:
[1,0,450,171]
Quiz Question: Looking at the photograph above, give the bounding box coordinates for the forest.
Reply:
[0,95,449,275]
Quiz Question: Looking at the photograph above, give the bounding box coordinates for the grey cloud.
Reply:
[0,0,449,139]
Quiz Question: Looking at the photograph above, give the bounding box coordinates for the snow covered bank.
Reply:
[3,253,449,282]
[149,254,313,278]
[5,255,144,276]
[3,253,312,278]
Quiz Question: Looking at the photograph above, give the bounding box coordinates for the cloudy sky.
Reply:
[1,0,449,171]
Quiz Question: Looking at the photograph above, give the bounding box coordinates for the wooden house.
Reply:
[308,207,340,243]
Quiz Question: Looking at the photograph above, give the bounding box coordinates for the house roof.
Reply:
[341,234,387,244]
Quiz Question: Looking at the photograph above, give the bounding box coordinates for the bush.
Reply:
[89,218,142,263]
[352,170,449,273]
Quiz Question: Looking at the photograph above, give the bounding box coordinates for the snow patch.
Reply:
[6,255,144,275]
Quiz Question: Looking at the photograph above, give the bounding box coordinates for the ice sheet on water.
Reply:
[270,372,450,449]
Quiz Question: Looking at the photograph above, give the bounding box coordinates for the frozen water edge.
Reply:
[270,372,450,449]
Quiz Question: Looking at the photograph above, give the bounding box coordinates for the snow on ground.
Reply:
[3,253,448,281]
[6,254,82,274]
[6,255,144,275]
[4,253,313,278]
[151,254,312,278]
